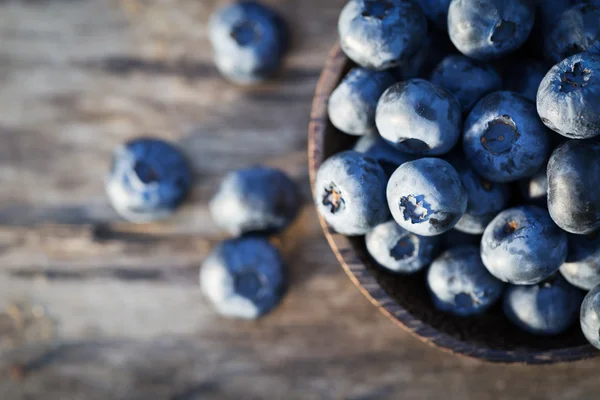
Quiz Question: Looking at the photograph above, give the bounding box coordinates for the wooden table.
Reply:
[0,1,599,399]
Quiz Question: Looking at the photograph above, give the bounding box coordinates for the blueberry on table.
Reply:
[427,246,505,317]
[365,220,440,273]
[200,237,286,319]
[209,166,301,236]
[581,284,600,349]
[448,0,535,61]
[537,52,600,139]
[430,54,503,112]
[504,275,584,336]
[560,233,600,291]
[209,1,287,84]
[328,67,397,136]
[353,133,415,176]
[463,91,551,183]
[547,140,600,234]
[338,0,427,70]
[314,151,389,236]
[481,206,568,285]
[387,158,467,236]
[105,137,192,223]
[518,167,548,206]
[376,79,462,156]
[503,59,547,102]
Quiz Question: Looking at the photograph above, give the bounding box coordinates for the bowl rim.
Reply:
[307,42,599,365]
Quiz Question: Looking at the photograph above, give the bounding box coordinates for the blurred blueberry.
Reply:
[463,91,551,182]
[504,274,584,335]
[581,283,600,349]
[366,220,440,273]
[418,0,452,30]
[503,59,547,101]
[481,206,568,285]
[328,67,397,136]
[427,246,505,316]
[353,133,415,176]
[314,151,389,235]
[209,1,288,84]
[387,158,467,236]
[106,137,192,223]
[200,237,286,319]
[518,166,548,206]
[338,0,427,70]
[376,79,462,155]
[209,166,301,236]
[560,233,600,290]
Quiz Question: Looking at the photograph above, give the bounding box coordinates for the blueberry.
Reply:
[353,133,415,176]
[418,0,451,30]
[376,79,462,155]
[463,91,551,183]
[200,237,286,319]
[560,233,600,290]
[481,206,568,285]
[518,166,548,206]
[338,0,428,70]
[503,59,547,102]
[209,1,287,84]
[209,166,301,236]
[314,151,389,235]
[547,140,600,234]
[440,229,482,250]
[503,274,583,335]
[448,0,536,61]
[328,67,397,136]
[427,246,505,316]
[394,34,431,80]
[105,137,192,223]
[580,283,600,349]
[537,52,600,139]
[430,55,502,112]
[546,3,600,64]
[366,220,440,273]
[387,158,467,236]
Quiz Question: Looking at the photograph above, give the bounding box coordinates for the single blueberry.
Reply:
[209,166,301,236]
[353,133,415,176]
[518,166,548,206]
[504,274,584,335]
[546,3,600,64]
[200,237,286,319]
[338,0,428,70]
[503,59,547,102]
[376,79,462,155]
[430,54,502,112]
[560,232,600,290]
[387,158,467,236]
[537,52,600,139]
[448,0,536,61]
[418,0,452,30]
[580,283,600,349]
[328,67,397,136]
[314,151,389,235]
[481,206,568,285]
[105,137,192,223]
[366,220,440,273]
[547,139,600,234]
[463,91,551,182]
[209,1,288,84]
[427,246,505,317]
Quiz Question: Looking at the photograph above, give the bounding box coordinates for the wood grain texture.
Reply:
[0,0,600,399]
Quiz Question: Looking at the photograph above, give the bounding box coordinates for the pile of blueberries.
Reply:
[315,0,600,349]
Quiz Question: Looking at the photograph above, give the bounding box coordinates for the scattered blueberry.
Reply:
[503,59,547,102]
[448,0,536,61]
[560,233,600,291]
[105,137,192,223]
[430,55,503,112]
[463,91,551,182]
[546,3,600,64]
[338,0,428,70]
[328,67,397,136]
[314,151,389,235]
[365,220,440,273]
[427,246,505,316]
[209,1,288,84]
[518,166,548,206]
[200,237,286,319]
[209,166,301,236]
[537,52,600,139]
[547,139,600,234]
[581,283,600,349]
[353,133,415,176]
[387,158,467,236]
[504,274,584,335]
[481,206,568,285]
[376,79,462,155]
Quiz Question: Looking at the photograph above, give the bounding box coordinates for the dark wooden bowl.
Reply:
[308,43,600,364]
